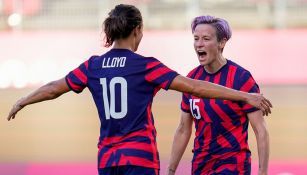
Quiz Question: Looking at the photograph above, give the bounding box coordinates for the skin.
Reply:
[168,24,270,175]
[7,23,271,175]
[7,23,272,121]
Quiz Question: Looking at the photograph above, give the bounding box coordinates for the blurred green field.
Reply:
[1,85,307,163]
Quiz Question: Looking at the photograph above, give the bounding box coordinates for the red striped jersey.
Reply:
[181,60,259,175]
[65,49,178,169]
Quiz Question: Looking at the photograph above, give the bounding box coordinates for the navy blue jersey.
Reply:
[181,60,259,175]
[66,49,178,169]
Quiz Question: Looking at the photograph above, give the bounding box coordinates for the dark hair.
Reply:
[191,15,232,42]
[103,4,142,47]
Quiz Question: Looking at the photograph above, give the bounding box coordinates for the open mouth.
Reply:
[197,51,207,57]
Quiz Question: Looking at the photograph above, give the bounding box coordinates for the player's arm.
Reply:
[168,111,193,175]
[7,78,71,121]
[169,75,272,116]
[248,110,269,175]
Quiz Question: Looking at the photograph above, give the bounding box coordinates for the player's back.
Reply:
[68,48,178,168]
[88,49,157,139]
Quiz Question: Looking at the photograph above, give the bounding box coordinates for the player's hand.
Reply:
[246,93,272,116]
[7,98,25,121]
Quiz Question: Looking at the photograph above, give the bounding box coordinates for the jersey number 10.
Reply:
[100,77,128,120]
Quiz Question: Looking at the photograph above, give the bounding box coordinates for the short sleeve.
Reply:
[144,57,179,90]
[65,59,89,93]
[179,67,201,114]
[238,71,260,113]
[180,93,191,113]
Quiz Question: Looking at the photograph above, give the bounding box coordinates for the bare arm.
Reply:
[168,111,193,175]
[248,110,270,175]
[7,78,71,121]
[169,75,272,116]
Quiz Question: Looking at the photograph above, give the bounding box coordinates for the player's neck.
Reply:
[113,38,135,51]
[204,56,227,74]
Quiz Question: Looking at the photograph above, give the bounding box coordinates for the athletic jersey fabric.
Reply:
[66,49,178,169]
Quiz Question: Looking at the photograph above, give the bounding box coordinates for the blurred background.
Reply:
[0,0,307,175]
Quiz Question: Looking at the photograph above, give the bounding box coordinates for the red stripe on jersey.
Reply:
[216,134,232,148]
[240,77,256,92]
[84,60,89,69]
[118,155,158,168]
[145,67,172,82]
[146,61,160,69]
[67,78,82,91]
[222,100,244,115]
[215,164,236,173]
[225,65,237,88]
[222,121,248,150]
[183,93,189,99]
[239,116,248,144]
[235,151,250,173]
[181,100,190,111]
[99,150,113,168]
[146,104,157,138]
[210,71,235,122]
[198,157,216,174]
[204,76,210,81]
[202,102,212,123]
[209,100,233,123]
[99,141,158,168]
[193,124,201,150]
[120,141,157,153]
[240,77,260,111]
[194,67,204,79]
[242,104,256,111]
[99,135,156,168]
[99,130,149,147]
[159,80,169,89]
[203,123,212,151]
[146,104,158,165]
[213,72,221,84]
[187,66,201,78]
[73,68,87,84]
[153,87,161,97]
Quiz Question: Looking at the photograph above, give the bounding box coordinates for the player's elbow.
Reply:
[176,121,192,137]
[43,81,63,99]
[254,125,269,141]
[176,125,191,136]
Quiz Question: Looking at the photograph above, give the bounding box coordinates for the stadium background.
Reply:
[0,0,307,174]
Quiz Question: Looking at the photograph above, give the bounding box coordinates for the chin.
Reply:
[198,60,208,66]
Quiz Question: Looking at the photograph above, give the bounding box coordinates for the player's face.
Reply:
[193,24,222,66]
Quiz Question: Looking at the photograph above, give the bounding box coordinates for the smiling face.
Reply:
[193,24,225,67]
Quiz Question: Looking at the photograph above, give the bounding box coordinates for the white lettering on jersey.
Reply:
[102,57,126,68]
[189,99,201,119]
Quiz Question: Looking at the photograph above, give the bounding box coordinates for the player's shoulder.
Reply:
[186,65,202,78]
[227,59,252,76]
[86,55,101,68]
[142,55,160,62]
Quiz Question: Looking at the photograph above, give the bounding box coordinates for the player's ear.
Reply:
[133,25,142,36]
[219,38,227,50]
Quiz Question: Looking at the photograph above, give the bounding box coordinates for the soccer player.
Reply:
[7,5,272,175]
[168,16,270,175]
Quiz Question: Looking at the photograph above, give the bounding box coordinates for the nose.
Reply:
[195,39,205,48]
